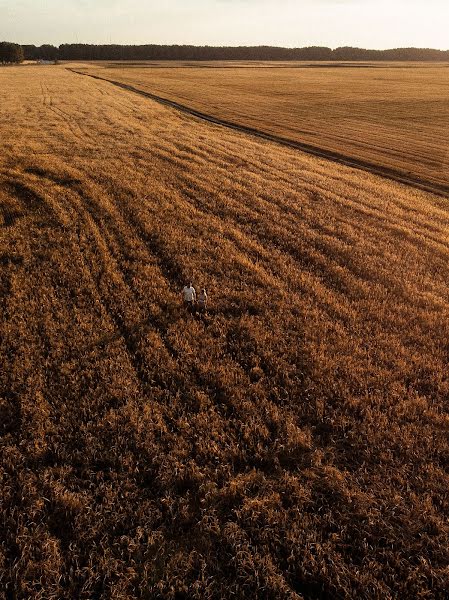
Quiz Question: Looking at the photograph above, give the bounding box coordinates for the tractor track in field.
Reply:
[68,68,449,199]
[40,81,96,145]
[21,167,219,405]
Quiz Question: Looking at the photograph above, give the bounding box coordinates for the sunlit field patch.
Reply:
[78,61,449,195]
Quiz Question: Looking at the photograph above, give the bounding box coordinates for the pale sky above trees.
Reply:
[1,0,448,49]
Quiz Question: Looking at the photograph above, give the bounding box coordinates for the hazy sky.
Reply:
[1,0,448,49]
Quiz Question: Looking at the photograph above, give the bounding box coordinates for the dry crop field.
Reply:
[1,64,449,599]
[75,61,449,195]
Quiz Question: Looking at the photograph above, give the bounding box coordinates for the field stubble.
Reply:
[1,65,449,599]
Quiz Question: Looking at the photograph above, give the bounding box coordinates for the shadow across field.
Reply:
[25,165,82,188]
[1,180,60,229]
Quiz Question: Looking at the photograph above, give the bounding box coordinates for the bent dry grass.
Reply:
[1,65,449,599]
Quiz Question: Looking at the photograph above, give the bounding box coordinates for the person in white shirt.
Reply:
[182,283,197,312]
[198,288,208,313]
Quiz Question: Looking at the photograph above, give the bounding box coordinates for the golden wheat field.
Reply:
[76,61,449,195]
[1,64,449,599]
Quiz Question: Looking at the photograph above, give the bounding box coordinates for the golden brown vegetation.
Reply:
[77,61,449,195]
[1,65,449,599]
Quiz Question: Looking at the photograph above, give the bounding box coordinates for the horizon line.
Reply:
[14,42,449,52]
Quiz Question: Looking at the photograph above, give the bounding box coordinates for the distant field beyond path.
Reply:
[1,66,449,598]
[77,62,449,195]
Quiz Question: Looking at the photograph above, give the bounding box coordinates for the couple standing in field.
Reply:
[182,283,208,314]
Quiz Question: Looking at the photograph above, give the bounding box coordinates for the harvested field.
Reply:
[76,61,449,195]
[1,65,449,599]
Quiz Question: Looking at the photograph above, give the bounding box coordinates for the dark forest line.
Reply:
[21,43,449,62]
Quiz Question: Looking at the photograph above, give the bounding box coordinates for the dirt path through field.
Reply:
[69,68,449,198]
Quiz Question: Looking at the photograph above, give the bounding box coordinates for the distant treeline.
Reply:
[22,44,449,62]
[0,42,24,63]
